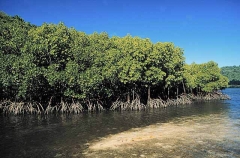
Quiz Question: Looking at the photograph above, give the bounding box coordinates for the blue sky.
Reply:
[1,0,239,67]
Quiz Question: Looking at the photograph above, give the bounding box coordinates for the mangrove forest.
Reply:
[0,12,229,114]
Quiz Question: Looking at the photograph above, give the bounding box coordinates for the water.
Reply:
[0,88,239,157]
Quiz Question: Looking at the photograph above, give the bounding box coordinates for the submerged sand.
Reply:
[83,114,240,158]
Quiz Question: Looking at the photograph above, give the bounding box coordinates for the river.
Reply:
[0,88,240,157]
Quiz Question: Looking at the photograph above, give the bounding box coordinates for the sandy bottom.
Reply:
[83,114,240,158]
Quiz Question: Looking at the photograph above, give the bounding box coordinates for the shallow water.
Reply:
[0,88,239,157]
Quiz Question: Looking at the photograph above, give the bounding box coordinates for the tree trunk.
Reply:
[177,86,179,98]
[167,87,170,99]
[132,89,135,101]
[182,80,186,94]
[148,86,151,102]
[127,91,130,103]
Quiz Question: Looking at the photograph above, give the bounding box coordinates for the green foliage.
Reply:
[221,65,240,85]
[0,12,35,55]
[183,61,229,93]
[154,42,185,88]
[0,12,36,100]
[0,13,229,108]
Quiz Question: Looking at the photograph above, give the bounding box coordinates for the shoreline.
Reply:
[0,92,230,115]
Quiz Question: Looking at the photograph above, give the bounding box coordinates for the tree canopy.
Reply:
[0,12,229,109]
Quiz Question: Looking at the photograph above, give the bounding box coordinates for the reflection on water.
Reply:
[0,88,239,157]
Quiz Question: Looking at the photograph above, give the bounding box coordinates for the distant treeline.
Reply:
[221,66,240,86]
[0,12,228,109]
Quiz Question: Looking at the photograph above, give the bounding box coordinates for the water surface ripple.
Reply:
[0,88,239,157]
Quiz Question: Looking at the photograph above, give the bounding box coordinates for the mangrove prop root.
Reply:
[0,92,231,115]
